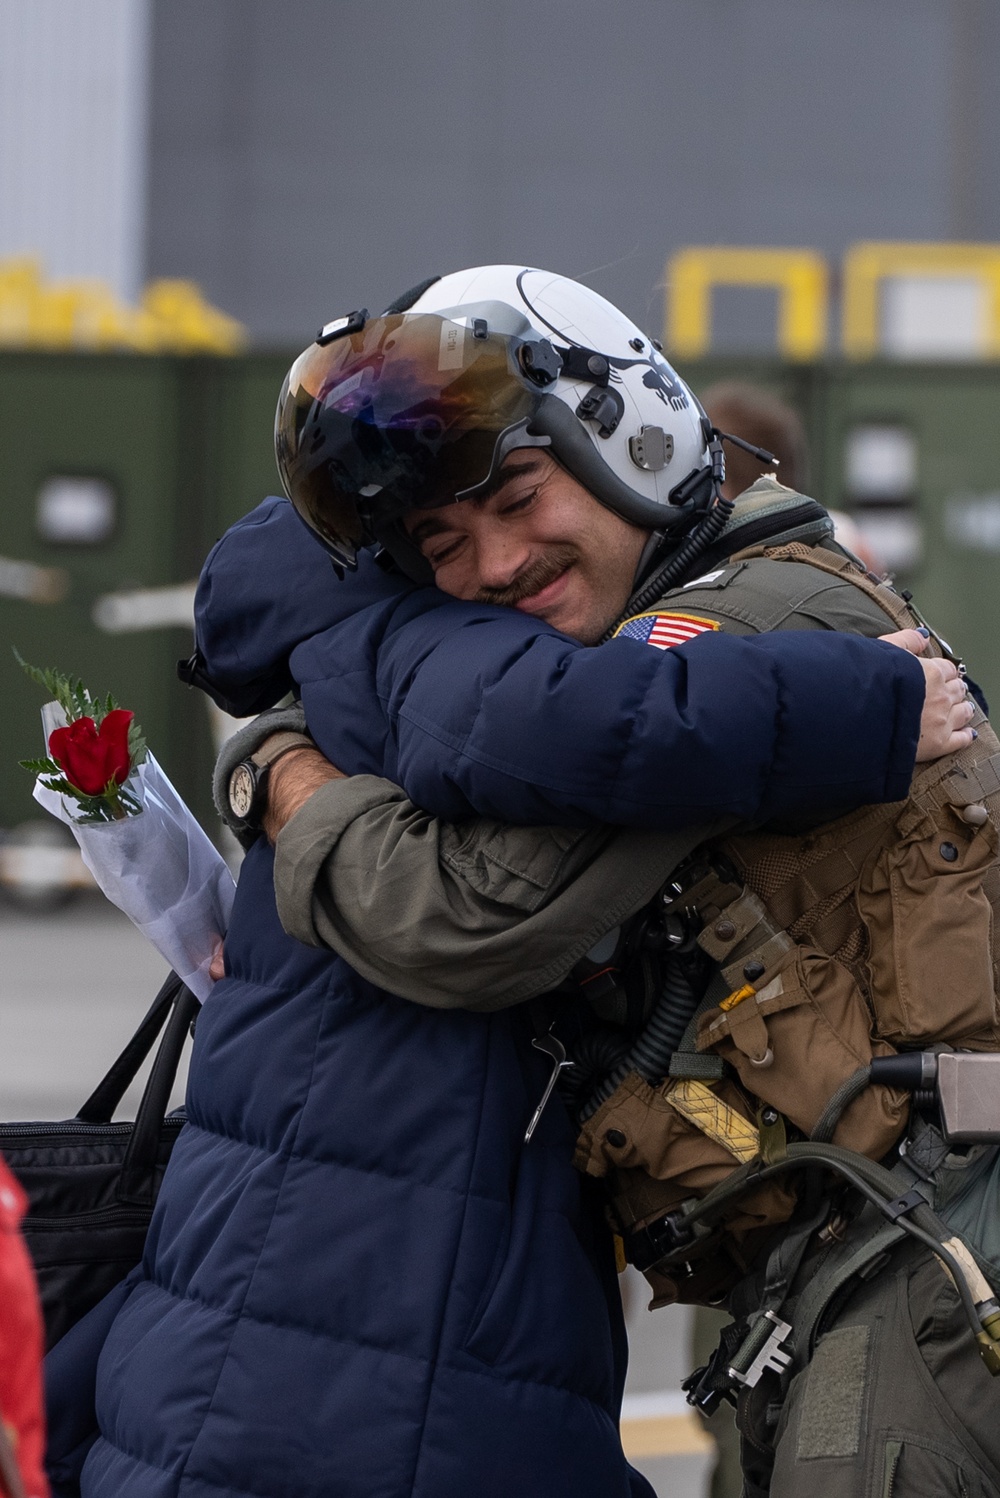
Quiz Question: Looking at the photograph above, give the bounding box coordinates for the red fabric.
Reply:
[0,1157,48,1497]
[47,709,133,797]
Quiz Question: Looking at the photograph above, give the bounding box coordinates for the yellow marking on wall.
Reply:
[0,257,248,354]
[666,246,829,360]
[842,242,1000,358]
[621,1412,714,1458]
[666,1078,760,1163]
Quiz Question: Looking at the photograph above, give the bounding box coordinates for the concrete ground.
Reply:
[1,891,720,1497]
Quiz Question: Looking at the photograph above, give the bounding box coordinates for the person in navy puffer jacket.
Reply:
[45,273,960,1498]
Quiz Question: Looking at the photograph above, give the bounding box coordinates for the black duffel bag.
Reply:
[0,969,197,1349]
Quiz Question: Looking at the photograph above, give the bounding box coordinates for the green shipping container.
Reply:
[0,352,290,838]
[3,352,1000,855]
[686,359,1000,709]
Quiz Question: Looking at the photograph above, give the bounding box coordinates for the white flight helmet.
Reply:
[275,264,715,581]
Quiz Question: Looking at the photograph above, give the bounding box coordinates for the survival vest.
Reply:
[574,478,1000,1307]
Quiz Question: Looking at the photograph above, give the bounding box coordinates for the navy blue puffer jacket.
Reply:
[50,499,924,1498]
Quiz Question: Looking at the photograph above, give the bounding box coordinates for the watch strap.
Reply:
[250,731,315,771]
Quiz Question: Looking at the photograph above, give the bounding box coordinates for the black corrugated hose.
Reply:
[577,953,703,1122]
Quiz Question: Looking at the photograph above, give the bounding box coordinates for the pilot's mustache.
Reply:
[475,545,578,608]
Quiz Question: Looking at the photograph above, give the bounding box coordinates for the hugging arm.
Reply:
[295,605,926,830]
[272,773,719,1008]
[198,500,926,833]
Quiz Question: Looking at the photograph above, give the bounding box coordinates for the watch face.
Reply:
[229,763,256,820]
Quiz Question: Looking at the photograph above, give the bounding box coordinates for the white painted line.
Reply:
[621,1389,714,1459]
[92,582,196,632]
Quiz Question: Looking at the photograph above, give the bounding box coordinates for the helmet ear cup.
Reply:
[527,397,702,534]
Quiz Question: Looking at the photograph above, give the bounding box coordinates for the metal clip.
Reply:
[524,1032,573,1144]
[727,1310,793,1388]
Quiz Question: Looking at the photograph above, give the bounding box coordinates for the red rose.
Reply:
[48,709,134,796]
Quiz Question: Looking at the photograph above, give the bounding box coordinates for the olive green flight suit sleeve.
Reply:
[273,775,720,1010]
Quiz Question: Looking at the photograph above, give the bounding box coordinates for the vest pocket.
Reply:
[858,804,999,1046]
[883,1438,973,1498]
[698,945,908,1159]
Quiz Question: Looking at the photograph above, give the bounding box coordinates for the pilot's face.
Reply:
[403,451,649,644]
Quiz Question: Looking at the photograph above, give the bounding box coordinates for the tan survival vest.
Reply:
[575,538,1000,1305]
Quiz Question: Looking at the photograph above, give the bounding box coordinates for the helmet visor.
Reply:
[275,313,540,565]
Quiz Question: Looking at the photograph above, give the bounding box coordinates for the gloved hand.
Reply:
[213,703,310,848]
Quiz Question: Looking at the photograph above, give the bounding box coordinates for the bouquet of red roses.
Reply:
[17,653,234,1000]
[16,653,146,821]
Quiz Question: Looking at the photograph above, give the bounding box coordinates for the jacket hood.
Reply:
[191,497,413,715]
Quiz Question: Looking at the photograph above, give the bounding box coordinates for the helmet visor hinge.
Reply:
[518,339,563,386]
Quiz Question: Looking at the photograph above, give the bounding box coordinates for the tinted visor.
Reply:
[275,313,540,566]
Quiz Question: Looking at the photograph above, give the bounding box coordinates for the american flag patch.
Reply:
[614,610,720,650]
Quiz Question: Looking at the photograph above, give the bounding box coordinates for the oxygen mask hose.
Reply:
[640,438,731,599]
[577,953,702,1123]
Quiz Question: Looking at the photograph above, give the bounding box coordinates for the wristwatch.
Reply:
[227,731,315,834]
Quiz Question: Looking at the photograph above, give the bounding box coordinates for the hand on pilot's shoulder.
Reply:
[878,629,976,762]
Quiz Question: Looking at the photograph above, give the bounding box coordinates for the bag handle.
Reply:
[117,979,199,1206]
[76,970,186,1124]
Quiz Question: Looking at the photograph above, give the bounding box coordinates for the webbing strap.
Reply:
[750,810,896,934]
[788,1215,907,1364]
[760,1201,832,1316]
[969,750,1000,800]
[805,895,861,960]
[685,875,793,995]
[731,541,920,635]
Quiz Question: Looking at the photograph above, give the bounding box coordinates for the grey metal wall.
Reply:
[0,0,152,301]
[145,0,1000,349]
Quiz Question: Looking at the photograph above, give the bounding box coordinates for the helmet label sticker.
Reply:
[614,610,720,650]
[438,320,466,371]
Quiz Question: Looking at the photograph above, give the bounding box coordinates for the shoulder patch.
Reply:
[680,561,747,591]
[614,610,721,650]
[682,569,727,588]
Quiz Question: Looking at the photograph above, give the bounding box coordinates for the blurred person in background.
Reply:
[702,380,884,575]
[699,382,809,505]
[0,1155,48,1498]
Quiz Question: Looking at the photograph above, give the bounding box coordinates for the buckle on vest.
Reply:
[626,1210,697,1272]
[727,1310,794,1389]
